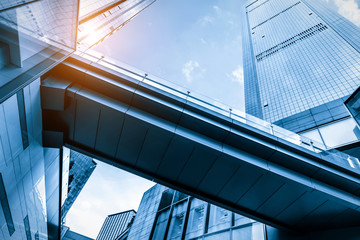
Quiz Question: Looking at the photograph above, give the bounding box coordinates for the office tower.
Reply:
[96,210,136,240]
[126,184,265,240]
[1,1,360,239]
[242,0,360,124]
[77,0,156,49]
[61,150,97,222]
[0,1,155,239]
[62,226,94,240]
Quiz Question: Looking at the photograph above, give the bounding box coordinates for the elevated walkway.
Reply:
[41,51,360,232]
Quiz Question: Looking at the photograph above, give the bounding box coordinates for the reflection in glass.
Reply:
[318,118,359,148]
[152,209,170,240]
[204,231,230,240]
[232,225,252,239]
[207,205,231,234]
[185,199,206,239]
[234,213,252,226]
[158,189,174,210]
[167,201,187,240]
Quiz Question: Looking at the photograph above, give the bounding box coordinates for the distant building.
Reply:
[126,185,265,240]
[96,210,136,240]
[62,226,94,240]
[241,0,360,156]
[0,1,155,239]
[61,150,97,221]
[242,0,360,123]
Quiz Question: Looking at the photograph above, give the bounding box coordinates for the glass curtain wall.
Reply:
[150,190,265,240]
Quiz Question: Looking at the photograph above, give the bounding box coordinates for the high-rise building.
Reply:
[1,1,360,239]
[77,0,156,49]
[62,226,94,240]
[0,1,155,239]
[96,210,136,240]
[61,150,97,222]
[242,0,360,124]
[126,184,265,240]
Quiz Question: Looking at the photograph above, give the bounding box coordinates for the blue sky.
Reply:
[95,0,245,111]
[67,0,360,238]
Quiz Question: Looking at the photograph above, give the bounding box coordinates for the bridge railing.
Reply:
[74,49,360,172]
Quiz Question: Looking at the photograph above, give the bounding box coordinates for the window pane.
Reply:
[234,213,252,226]
[318,118,360,147]
[167,201,188,240]
[152,209,170,240]
[204,231,230,240]
[207,205,231,234]
[185,199,207,239]
[232,225,252,239]
[158,189,174,210]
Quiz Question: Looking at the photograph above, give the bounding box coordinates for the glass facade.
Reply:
[77,0,156,49]
[242,0,360,123]
[61,150,97,222]
[0,79,59,240]
[0,1,158,239]
[96,210,136,240]
[127,185,265,240]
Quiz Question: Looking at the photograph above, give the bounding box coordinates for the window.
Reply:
[167,201,187,240]
[158,189,174,210]
[185,199,207,239]
[0,173,15,236]
[207,206,231,234]
[152,209,170,240]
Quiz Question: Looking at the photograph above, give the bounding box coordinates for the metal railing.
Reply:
[75,49,360,173]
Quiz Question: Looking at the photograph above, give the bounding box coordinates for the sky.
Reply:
[67,0,360,238]
[65,160,155,238]
[95,0,245,111]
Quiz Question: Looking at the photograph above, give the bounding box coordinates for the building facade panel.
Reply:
[242,0,360,123]
[127,185,265,240]
[96,210,136,240]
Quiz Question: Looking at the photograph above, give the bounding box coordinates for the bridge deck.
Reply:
[41,53,360,232]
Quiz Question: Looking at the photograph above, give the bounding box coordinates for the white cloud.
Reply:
[200,38,207,44]
[335,0,360,26]
[182,60,203,82]
[200,15,214,25]
[213,5,222,15]
[228,65,244,84]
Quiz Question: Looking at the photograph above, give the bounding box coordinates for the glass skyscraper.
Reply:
[78,0,156,49]
[126,185,265,240]
[242,0,360,123]
[0,1,156,239]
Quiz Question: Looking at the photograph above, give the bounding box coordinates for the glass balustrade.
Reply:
[75,49,360,172]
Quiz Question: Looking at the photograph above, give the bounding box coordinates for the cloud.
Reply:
[335,0,360,26]
[200,15,214,25]
[200,38,207,44]
[213,5,222,15]
[228,65,244,84]
[182,60,203,82]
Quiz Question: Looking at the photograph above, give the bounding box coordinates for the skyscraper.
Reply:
[61,150,97,222]
[242,0,360,123]
[96,210,136,240]
[77,0,156,49]
[1,1,360,239]
[0,1,156,239]
[126,184,265,240]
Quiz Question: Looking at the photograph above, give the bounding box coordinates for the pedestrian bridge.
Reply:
[40,50,360,232]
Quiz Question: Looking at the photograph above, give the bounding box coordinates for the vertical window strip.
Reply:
[16,89,29,149]
[24,215,31,240]
[0,173,15,236]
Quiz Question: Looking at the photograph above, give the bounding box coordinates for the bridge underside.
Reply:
[40,55,360,232]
